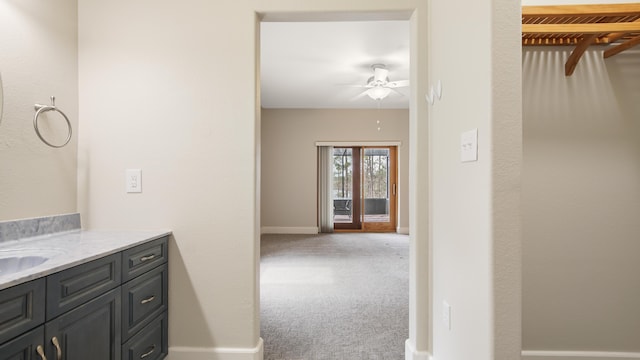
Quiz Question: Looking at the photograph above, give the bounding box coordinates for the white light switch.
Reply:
[443,301,452,330]
[126,169,142,193]
[461,128,478,162]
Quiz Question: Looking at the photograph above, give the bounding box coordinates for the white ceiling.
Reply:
[260,21,410,109]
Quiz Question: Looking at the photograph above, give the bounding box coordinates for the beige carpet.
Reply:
[260,233,409,360]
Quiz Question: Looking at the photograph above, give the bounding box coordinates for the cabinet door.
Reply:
[0,278,45,344]
[45,288,121,360]
[0,326,45,360]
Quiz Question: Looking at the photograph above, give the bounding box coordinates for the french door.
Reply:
[333,146,397,232]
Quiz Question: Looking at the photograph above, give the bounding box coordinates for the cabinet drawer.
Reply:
[47,254,121,320]
[122,313,167,360]
[122,237,167,283]
[0,278,45,344]
[0,325,44,360]
[121,265,167,341]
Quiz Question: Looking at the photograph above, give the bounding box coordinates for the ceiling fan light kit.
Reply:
[367,87,392,100]
[353,64,409,102]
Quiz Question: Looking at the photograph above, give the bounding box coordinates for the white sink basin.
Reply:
[0,248,63,275]
[0,256,49,274]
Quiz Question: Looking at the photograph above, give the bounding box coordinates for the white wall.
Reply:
[429,0,521,359]
[0,0,78,220]
[261,108,410,234]
[523,47,640,355]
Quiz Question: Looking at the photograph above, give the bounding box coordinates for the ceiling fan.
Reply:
[353,64,409,101]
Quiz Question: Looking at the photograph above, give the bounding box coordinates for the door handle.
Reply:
[140,295,156,304]
[140,254,156,262]
[36,345,47,360]
[51,336,62,360]
[392,184,396,196]
[140,344,156,359]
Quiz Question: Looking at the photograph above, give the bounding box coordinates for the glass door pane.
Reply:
[332,147,361,229]
[362,146,396,232]
[363,148,390,223]
[332,148,353,223]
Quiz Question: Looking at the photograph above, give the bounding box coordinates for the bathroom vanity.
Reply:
[0,215,170,360]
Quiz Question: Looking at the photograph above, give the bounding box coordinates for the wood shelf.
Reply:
[522,3,640,75]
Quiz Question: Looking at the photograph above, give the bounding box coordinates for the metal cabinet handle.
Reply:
[36,345,47,360]
[51,337,62,360]
[140,344,156,359]
[140,254,156,262]
[140,295,156,304]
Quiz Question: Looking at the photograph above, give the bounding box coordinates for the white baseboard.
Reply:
[397,227,410,235]
[405,339,432,360]
[522,350,640,360]
[168,338,263,360]
[260,226,319,234]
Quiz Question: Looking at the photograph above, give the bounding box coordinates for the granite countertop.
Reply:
[0,226,171,291]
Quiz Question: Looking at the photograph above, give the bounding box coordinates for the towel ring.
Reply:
[33,96,72,148]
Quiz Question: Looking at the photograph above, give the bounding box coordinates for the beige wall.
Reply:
[0,0,520,358]
[0,0,78,220]
[261,108,410,233]
[523,47,640,353]
[429,0,522,359]
[76,1,434,359]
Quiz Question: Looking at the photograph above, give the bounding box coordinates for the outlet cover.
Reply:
[461,128,478,162]
[126,169,142,193]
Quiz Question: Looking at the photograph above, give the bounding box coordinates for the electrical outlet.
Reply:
[443,301,451,330]
[126,169,142,193]
[461,128,478,162]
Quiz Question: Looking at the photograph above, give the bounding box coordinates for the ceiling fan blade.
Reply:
[386,80,410,88]
[374,67,389,83]
[349,90,370,102]
[344,84,373,88]
[389,88,406,97]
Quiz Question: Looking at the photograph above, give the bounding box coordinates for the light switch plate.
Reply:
[461,128,478,162]
[126,169,142,193]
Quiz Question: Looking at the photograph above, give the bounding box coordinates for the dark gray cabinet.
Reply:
[44,288,121,360]
[0,236,168,360]
[122,264,167,341]
[0,279,45,345]
[0,326,44,360]
[46,254,121,320]
[122,237,167,283]
[121,238,168,359]
[122,313,167,360]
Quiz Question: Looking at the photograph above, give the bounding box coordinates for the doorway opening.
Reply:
[258,12,414,360]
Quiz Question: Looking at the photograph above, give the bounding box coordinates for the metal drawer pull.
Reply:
[140,254,156,262]
[36,345,47,360]
[141,295,156,304]
[140,344,156,359]
[51,336,62,360]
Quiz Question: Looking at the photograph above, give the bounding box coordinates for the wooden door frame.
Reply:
[332,145,398,233]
